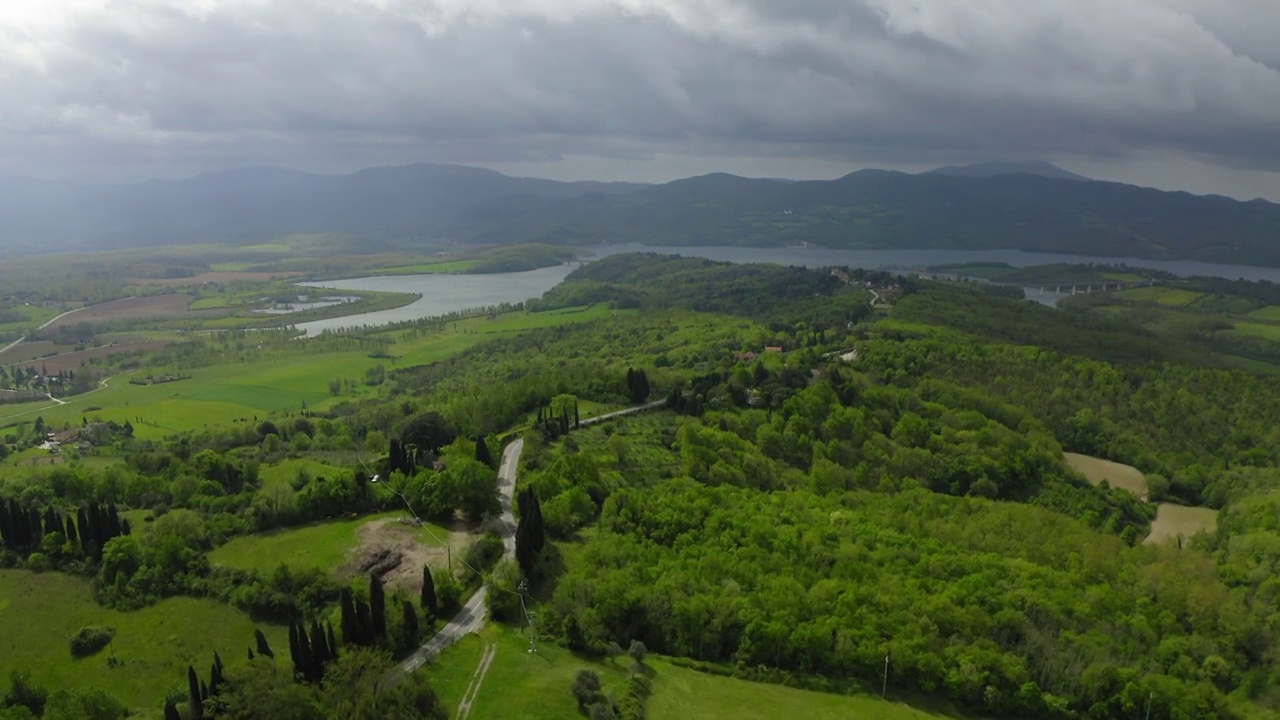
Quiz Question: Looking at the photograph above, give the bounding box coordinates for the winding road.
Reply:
[394,399,667,680]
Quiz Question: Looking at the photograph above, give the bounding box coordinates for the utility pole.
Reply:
[517,580,537,653]
[882,654,889,697]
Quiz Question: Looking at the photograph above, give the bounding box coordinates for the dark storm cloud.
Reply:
[0,0,1278,183]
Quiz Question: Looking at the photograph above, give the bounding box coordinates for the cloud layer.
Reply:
[1,0,1278,191]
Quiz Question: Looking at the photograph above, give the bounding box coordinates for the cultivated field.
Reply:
[1145,504,1219,545]
[42,294,227,330]
[1063,452,1148,496]
[1,340,167,374]
[425,624,963,720]
[0,569,287,711]
[1063,452,1219,545]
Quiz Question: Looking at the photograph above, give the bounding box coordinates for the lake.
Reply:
[295,244,1280,335]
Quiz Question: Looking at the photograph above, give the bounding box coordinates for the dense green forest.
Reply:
[8,253,1280,718]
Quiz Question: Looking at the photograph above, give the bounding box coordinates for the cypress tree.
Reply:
[369,574,387,641]
[420,566,437,616]
[287,622,302,677]
[164,699,181,720]
[325,622,338,659]
[209,662,222,697]
[529,492,545,554]
[295,623,313,682]
[187,665,203,720]
[27,507,42,547]
[339,587,357,646]
[574,401,580,428]
[309,621,329,681]
[356,599,373,647]
[64,515,77,546]
[213,650,224,674]
[475,436,494,469]
[43,507,60,538]
[200,680,208,701]
[247,647,254,661]
[515,489,544,577]
[401,599,419,648]
[254,628,274,659]
[76,506,90,555]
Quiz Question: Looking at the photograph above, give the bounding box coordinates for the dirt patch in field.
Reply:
[42,294,229,330]
[1146,504,1219,545]
[131,271,306,286]
[1064,452,1148,497]
[342,517,474,594]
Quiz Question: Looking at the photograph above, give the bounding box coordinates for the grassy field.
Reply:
[0,304,60,333]
[258,457,351,489]
[1146,504,1219,545]
[1114,286,1205,306]
[0,569,287,712]
[1063,452,1148,496]
[369,259,478,275]
[207,511,450,577]
[1230,321,1280,343]
[423,624,964,720]
[0,304,632,440]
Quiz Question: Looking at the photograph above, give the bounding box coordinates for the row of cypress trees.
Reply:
[0,499,128,560]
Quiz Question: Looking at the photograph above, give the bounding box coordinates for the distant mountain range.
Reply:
[2,161,1278,266]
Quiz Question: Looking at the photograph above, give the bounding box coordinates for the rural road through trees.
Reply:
[395,399,667,678]
[398,437,523,675]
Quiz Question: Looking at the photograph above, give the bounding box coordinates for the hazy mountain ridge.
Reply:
[926,160,1092,182]
[1,163,1278,265]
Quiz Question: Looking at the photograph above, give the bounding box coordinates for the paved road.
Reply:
[394,400,667,677]
[398,438,523,675]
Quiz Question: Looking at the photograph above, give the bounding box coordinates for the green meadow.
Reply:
[207,511,449,577]
[368,259,478,275]
[0,304,631,441]
[423,624,963,720]
[1114,286,1205,306]
[0,569,287,712]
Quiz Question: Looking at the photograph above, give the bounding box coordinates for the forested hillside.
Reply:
[7,253,1280,719]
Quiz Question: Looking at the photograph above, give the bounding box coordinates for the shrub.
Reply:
[69,626,116,658]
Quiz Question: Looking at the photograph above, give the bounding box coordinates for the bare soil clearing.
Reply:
[130,271,305,286]
[1146,504,1218,545]
[342,517,473,594]
[1064,452,1149,497]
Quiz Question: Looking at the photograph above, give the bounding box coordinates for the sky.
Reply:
[1,0,1279,200]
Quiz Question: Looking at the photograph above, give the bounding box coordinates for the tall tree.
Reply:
[187,665,204,720]
[339,587,358,647]
[515,489,545,577]
[163,699,181,720]
[475,435,494,469]
[356,599,373,648]
[401,600,420,649]
[420,565,438,617]
[254,628,275,659]
[369,574,387,641]
[326,622,338,660]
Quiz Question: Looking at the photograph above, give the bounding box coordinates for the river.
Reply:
[294,244,1280,335]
